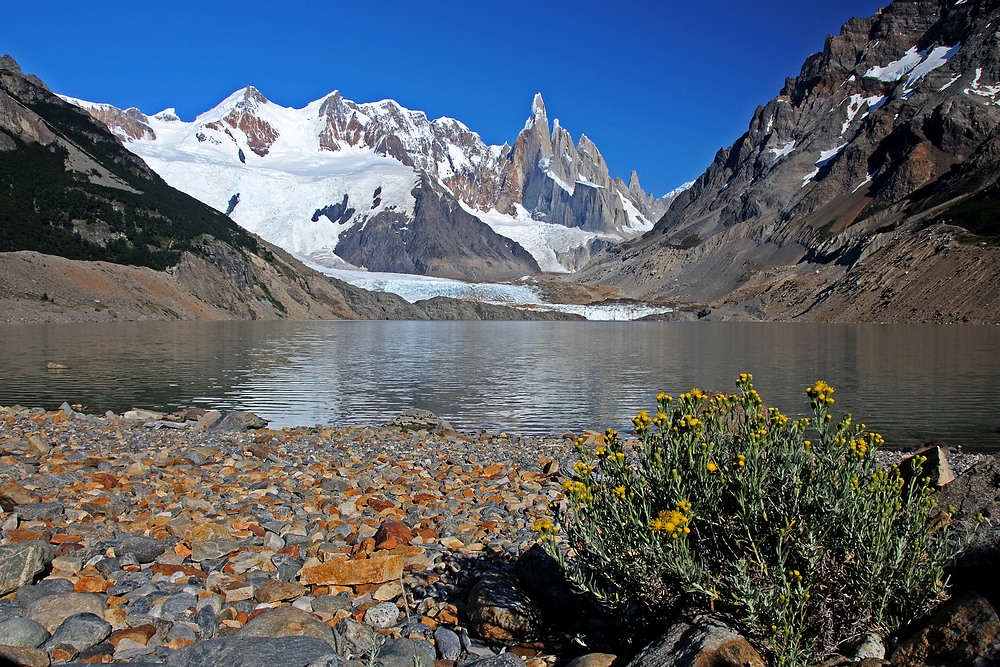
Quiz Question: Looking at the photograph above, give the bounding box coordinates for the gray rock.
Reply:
[211,411,269,432]
[0,543,48,596]
[625,618,765,667]
[0,616,48,648]
[362,601,399,629]
[15,576,73,608]
[189,537,240,562]
[43,612,111,657]
[385,408,453,434]
[27,592,106,634]
[466,572,542,642]
[165,636,341,667]
[0,600,24,623]
[117,535,167,564]
[237,606,335,642]
[332,617,377,659]
[162,592,198,617]
[434,625,461,660]
[15,502,64,521]
[377,637,436,667]
[195,604,218,639]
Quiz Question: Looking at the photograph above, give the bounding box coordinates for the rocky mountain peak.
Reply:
[576,0,1000,324]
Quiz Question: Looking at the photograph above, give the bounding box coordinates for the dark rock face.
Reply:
[312,194,356,225]
[336,177,540,281]
[578,0,1000,324]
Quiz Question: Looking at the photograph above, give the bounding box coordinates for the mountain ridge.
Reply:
[67,85,678,277]
[577,0,1000,324]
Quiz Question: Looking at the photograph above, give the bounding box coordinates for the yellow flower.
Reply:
[707,461,719,473]
[613,485,626,499]
[533,518,554,534]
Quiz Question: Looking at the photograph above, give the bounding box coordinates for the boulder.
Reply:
[0,616,49,648]
[385,408,452,434]
[300,554,402,586]
[362,601,399,629]
[890,593,1000,666]
[27,592,105,634]
[375,636,436,667]
[624,617,765,667]
[210,411,269,432]
[374,519,412,549]
[42,612,111,659]
[466,572,542,642]
[237,606,335,643]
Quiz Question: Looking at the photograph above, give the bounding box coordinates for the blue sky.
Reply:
[2,0,887,196]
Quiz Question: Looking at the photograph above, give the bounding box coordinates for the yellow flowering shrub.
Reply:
[539,374,971,666]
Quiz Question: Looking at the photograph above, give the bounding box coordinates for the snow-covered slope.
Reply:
[66,88,674,277]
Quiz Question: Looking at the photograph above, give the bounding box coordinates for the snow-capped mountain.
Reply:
[577,0,1000,324]
[66,88,676,278]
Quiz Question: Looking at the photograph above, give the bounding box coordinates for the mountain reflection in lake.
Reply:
[1,321,998,449]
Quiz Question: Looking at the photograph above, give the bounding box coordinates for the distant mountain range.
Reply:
[5,0,1000,324]
[577,0,1000,323]
[66,88,678,280]
[0,56,582,322]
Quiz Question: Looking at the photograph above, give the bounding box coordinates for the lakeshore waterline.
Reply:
[1,320,998,448]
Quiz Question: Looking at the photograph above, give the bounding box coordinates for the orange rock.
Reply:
[74,576,109,593]
[5,528,50,543]
[110,624,156,647]
[374,519,412,550]
[167,638,196,650]
[300,554,403,586]
[94,473,119,489]
[174,543,192,558]
[483,465,502,477]
[367,498,395,512]
[51,534,82,544]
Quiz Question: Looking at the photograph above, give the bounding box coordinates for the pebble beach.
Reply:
[0,403,991,667]
[0,404,580,666]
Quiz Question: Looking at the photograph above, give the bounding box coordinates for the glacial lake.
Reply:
[1,320,998,450]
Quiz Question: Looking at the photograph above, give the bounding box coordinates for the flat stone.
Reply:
[164,636,339,667]
[14,502,63,521]
[27,592,106,634]
[0,542,48,596]
[189,538,240,562]
[300,554,403,586]
[254,579,305,603]
[463,654,528,667]
[0,616,49,648]
[236,606,335,642]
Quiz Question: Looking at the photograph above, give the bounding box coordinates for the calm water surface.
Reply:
[1,321,998,449]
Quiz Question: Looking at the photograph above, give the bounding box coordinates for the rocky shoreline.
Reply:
[0,404,997,666]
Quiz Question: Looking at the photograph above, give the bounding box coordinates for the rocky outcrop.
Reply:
[577,0,1000,324]
[335,177,540,281]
